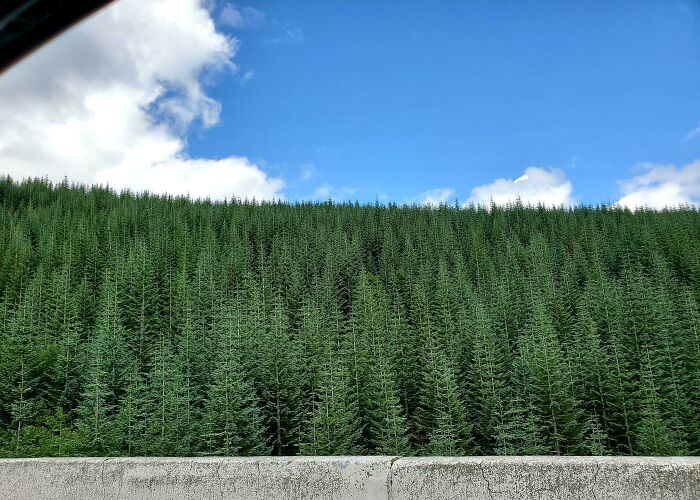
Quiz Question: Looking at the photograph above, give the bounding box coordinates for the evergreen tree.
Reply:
[470,300,510,454]
[412,281,473,455]
[350,272,410,455]
[202,298,268,456]
[300,353,362,455]
[519,300,584,455]
[0,176,698,457]
[635,355,685,455]
[114,371,147,456]
[258,292,303,455]
[77,269,134,453]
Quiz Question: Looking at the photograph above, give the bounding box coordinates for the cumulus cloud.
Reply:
[419,188,455,206]
[615,161,700,209]
[0,0,284,200]
[466,167,574,207]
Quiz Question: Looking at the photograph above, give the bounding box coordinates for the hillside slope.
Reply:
[0,177,698,457]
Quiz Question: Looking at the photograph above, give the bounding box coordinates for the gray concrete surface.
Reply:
[390,456,700,500]
[0,456,394,500]
[0,456,699,499]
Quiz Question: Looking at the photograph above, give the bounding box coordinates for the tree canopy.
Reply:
[0,176,698,457]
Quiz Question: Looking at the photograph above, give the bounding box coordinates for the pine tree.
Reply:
[77,269,134,454]
[350,272,410,455]
[120,241,160,374]
[144,323,187,455]
[408,276,475,455]
[470,300,510,454]
[519,299,584,455]
[45,261,82,414]
[0,176,698,457]
[202,298,269,456]
[300,353,362,455]
[635,354,685,455]
[570,291,612,449]
[258,292,303,455]
[114,370,147,456]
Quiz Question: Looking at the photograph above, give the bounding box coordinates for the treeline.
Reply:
[0,176,698,457]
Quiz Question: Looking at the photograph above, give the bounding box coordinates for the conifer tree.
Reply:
[676,286,700,453]
[412,281,473,455]
[296,294,325,414]
[46,262,82,413]
[78,269,134,453]
[350,272,410,455]
[171,260,206,452]
[144,323,187,455]
[635,354,685,455]
[300,353,362,455]
[1,282,44,454]
[470,300,510,454]
[258,292,303,455]
[114,370,147,456]
[0,176,698,457]
[571,292,612,447]
[519,300,584,455]
[648,254,693,450]
[120,241,160,374]
[202,298,269,456]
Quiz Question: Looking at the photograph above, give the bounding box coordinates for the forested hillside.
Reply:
[0,176,698,457]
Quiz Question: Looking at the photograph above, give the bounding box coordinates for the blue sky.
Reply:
[1,0,699,208]
[196,0,700,204]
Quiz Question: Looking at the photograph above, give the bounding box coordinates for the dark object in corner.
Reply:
[0,0,112,73]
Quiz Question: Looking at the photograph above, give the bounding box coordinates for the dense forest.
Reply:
[0,176,698,458]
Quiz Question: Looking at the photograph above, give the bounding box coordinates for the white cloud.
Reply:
[376,192,391,203]
[309,184,357,201]
[683,125,700,143]
[239,69,255,85]
[219,4,265,29]
[300,164,315,181]
[267,22,305,45]
[97,157,284,201]
[615,161,700,209]
[466,167,574,207]
[313,185,333,199]
[419,188,455,206]
[0,0,284,201]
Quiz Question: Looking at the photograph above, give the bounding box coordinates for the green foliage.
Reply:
[201,301,269,456]
[0,176,698,456]
[300,353,363,455]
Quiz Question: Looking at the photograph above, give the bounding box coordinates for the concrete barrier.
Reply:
[0,456,394,500]
[0,456,698,499]
[390,457,700,500]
